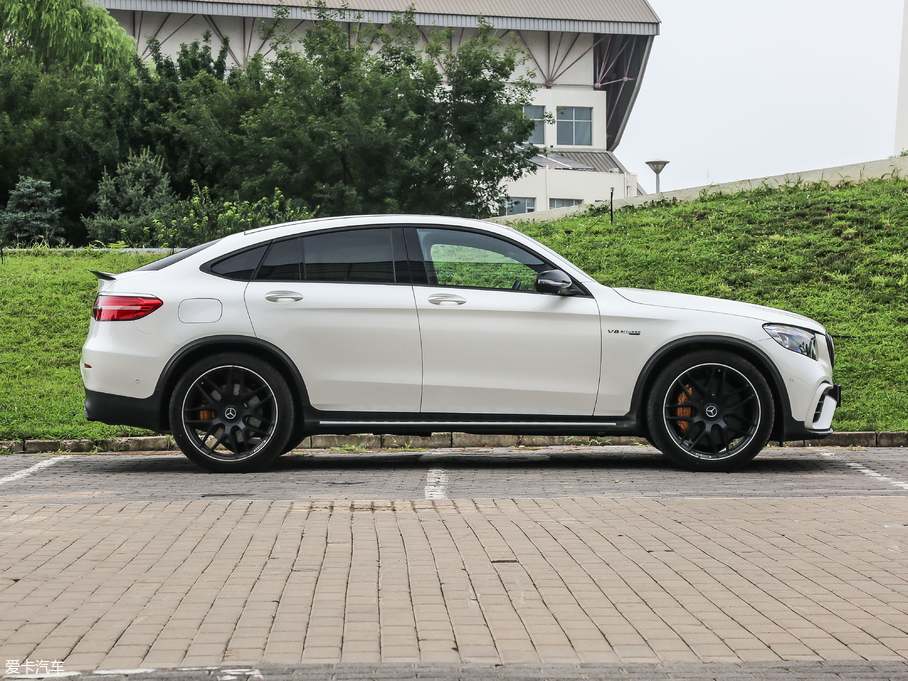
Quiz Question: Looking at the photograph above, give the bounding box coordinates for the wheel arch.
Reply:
[154,336,312,431]
[629,336,790,442]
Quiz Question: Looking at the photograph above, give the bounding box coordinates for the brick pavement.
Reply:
[2,446,908,504]
[1,493,908,672]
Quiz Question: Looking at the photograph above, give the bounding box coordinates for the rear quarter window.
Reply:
[134,240,222,272]
[205,244,269,281]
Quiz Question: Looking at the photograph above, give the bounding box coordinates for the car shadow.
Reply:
[75,449,842,477]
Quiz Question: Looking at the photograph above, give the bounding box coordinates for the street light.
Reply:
[645,160,669,194]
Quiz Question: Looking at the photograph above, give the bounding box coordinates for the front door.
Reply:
[410,227,601,415]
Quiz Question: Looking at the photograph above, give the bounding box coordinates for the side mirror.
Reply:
[535,269,574,295]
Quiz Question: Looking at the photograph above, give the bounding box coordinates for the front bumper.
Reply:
[781,383,842,442]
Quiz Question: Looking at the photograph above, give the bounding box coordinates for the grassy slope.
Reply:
[0,177,906,439]
[514,178,908,432]
[0,248,159,440]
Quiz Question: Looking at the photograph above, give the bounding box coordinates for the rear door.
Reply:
[244,226,422,412]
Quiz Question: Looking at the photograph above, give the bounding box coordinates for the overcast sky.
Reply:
[617,0,905,193]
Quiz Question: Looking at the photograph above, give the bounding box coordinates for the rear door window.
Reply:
[302,228,403,283]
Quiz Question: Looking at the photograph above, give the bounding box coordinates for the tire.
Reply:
[169,353,294,473]
[282,420,309,454]
[646,350,774,472]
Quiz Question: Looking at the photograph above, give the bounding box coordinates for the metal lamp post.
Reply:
[645,160,669,194]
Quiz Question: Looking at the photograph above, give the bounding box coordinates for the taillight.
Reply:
[92,295,163,321]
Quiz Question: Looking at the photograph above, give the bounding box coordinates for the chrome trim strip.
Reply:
[319,420,620,427]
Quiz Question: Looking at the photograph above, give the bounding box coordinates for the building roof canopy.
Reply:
[102,0,660,34]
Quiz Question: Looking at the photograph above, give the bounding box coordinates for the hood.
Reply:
[614,288,824,331]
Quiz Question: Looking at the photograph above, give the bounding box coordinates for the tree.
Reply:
[0,0,135,72]
[235,8,538,217]
[0,58,124,243]
[84,149,176,246]
[0,176,63,245]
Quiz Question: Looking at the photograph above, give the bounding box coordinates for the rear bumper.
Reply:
[84,388,168,432]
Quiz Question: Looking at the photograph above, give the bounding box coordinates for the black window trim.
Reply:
[202,224,410,285]
[199,223,590,296]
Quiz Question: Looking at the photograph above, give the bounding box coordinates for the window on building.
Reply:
[523,105,545,145]
[549,198,582,210]
[556,107,592,146]
[505,197,536,215]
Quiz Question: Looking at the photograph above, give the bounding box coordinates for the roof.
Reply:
[102,0,660,34]
[532,151,628,173]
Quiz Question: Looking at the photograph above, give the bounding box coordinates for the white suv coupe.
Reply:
[81,215,841,473]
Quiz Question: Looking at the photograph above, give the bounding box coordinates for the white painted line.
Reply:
[93,670,158,676]
[0,456,68,486]
[846,461,908,490]
[425,468,448,499]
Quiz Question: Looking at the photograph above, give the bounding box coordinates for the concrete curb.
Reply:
[0,432,905,454]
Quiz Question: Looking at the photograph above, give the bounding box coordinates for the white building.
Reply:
[101,0,660,214]
[897,0,908,155]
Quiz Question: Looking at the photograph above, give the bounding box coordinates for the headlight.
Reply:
[763,324,818,360]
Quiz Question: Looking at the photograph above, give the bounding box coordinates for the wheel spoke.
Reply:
[707,425,721,455]
[244,422,271,437]
[718,424,731,453]
[206,427,228,454]
[684,422,708,451]
[195,377,222,406]
[240,383,269,402]
[727,392,756,410]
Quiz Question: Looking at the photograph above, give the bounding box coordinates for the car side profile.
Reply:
[81,215,841,473]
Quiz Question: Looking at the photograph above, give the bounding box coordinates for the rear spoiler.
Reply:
[89,270,117,281]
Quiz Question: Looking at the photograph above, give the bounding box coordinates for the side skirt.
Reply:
[304,410,641,438]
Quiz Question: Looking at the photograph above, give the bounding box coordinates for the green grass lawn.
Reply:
[1,176,906,440]
[0,248,160,440]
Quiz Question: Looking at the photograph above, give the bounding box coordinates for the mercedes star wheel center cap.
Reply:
[224,406,238,421]
[705,404,719,419]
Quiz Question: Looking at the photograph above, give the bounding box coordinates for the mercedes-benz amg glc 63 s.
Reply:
[82,215,841,472]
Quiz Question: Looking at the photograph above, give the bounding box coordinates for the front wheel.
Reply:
[646,351,774,471]
[169,353,294,473]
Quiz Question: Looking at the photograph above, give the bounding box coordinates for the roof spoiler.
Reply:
[89,270,117,281]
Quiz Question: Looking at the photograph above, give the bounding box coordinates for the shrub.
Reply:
[156,183,313,247]
[83,149,176,246]
[0,176,63,245]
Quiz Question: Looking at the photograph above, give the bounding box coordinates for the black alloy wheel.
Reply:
[169,353,294,473]
[646,350,774,471]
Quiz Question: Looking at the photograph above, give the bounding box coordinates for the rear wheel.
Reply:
[646,351,774,471]
[169,353,294,473]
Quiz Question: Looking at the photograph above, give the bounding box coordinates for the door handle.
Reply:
[428,293,466,306]
[265,290,304,302]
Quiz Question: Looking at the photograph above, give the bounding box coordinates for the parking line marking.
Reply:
[425,468,448,499]
[0,456,68,486]
[846,461,908,491]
